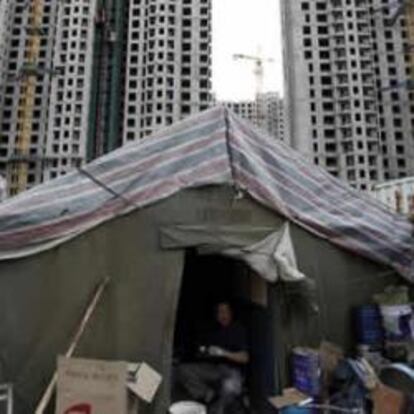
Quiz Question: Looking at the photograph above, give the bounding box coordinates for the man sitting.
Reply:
[176,301,249,414]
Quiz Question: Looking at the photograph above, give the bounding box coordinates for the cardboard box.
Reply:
[56,358,162,414]
[127,363,162,403]
[56,357,128,414]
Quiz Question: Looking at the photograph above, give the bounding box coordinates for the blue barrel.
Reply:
[355,305,384,348]
[292,348,321,397]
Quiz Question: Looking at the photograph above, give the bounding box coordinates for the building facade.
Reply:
[257,92,285,142]
[371,176,414,215]
[0,0,11,102]
[122,0,212,143]
[0,0,212,194]
[44,0,99,181]
[0,0,98,193]
[221,92,285,142]
[281,0,414,190]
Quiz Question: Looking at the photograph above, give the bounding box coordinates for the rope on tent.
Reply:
[34,277,110,414]
[77,167,138,208]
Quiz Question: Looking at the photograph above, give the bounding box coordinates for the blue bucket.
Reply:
[355,305,384,347]
[292,348,321,397]
[282,407,312,414]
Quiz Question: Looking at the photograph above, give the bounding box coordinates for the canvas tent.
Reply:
[0,107,412,413]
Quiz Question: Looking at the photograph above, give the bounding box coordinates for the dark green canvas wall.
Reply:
[0,185,402,413]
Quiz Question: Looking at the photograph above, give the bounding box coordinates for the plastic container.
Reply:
[355,305,384,348]
[380,304,413,341]
[169,401,207,414]
[281,407,312,414]
[292,348,321,397]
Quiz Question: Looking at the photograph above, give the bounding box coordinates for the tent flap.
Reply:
[159,224,277,250]
[222,223,306,283]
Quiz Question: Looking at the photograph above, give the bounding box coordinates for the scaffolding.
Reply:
[7,0,43,195]
[87,0,127,161]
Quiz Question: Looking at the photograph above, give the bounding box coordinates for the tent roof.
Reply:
[0,107,413,280]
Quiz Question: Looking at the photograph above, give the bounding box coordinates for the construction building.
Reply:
[371,176,414,215]
[0,0,11,163]
[122,0,212,143]
[258,92,285,142]
[0,0,11,99]
[281,0,414,190]
[221,92,285,142]
[0,0,212,195]
[0,1,98,194]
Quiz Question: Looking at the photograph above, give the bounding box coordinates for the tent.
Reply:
[0,107,412,413]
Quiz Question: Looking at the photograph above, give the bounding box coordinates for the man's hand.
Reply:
[208,346,249,365]
[208,346,226,357]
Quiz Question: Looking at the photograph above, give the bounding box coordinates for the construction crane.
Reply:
[7,0,44,195]
[233,53,274,98]
[233,53,274,128]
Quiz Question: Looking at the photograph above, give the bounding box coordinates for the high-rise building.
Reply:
[257,92,285,142]
[0,0,10,85]
[0,0,212,195]
[44,0,100,181]
[281,0,414,190]
[221,92,285,142]
[0,0,11,129]
[122,0,212,143]
[0,1,98,194]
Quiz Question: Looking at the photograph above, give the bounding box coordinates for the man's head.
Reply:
[216,301,233,328]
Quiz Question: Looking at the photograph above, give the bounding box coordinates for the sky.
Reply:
[212,0,284,101]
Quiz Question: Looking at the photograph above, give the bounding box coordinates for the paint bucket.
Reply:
[355,305,384,348]
[169,401,207,414]
[380,304,413,341]
[292,348,321,397]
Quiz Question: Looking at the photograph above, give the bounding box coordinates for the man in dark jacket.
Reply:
[176,301,249,414]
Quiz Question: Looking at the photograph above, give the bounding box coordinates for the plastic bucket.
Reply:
[282,407,312,414]
[380,305,413,341]
[355,305,384,347]
[292,348,321,397]
[169,401,207,414]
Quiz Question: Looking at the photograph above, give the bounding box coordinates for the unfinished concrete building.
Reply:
[282,0,414,190]
[221,92,285,142]
[0,0,213,194]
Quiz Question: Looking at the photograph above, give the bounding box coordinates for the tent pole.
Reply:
[34,277,110,414]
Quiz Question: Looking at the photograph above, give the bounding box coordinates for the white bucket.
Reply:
[380,304,413,340]
[169,401,207,414]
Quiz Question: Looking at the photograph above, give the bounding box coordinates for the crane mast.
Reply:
[233,53,273,98]
[8,0,44,195]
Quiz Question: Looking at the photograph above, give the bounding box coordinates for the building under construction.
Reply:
[282,0,414,190]
[220,92,285,142]
[0,0,212,196]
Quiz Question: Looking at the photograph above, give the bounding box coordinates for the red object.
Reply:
[64,403,92,414]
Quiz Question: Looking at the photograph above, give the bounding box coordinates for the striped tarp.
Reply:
[0,107,412,280]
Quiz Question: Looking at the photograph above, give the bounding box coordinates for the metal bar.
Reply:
[7,385,12,414]
[0,384,13,414]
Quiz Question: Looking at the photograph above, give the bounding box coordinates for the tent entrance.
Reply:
[172,249,277,412]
